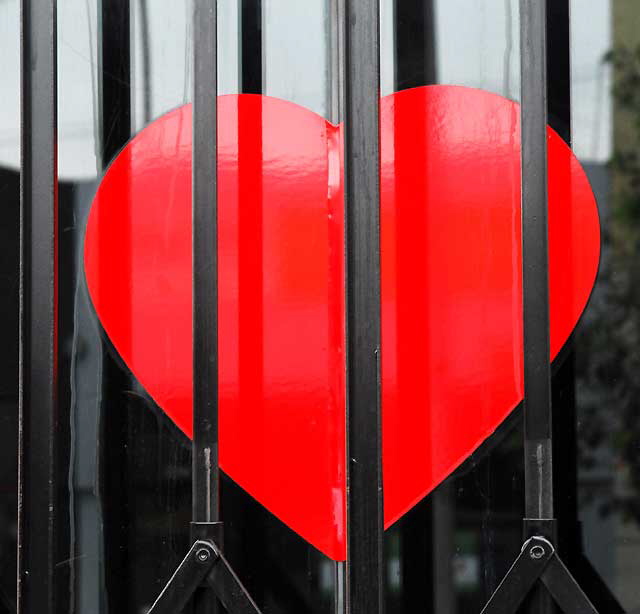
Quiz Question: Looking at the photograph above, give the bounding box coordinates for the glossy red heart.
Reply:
[83,86,600,561]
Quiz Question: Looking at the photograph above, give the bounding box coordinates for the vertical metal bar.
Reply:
[342,0,384,612]
[18,1,58,613]
[193,1,218,611]
[328,0,343,125]
[520,0,553,523]
[520,1,553,612]
[138,0,152,125]
[193,0,219,527]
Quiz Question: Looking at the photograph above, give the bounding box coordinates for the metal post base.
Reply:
[147,523,262,614]
[480,535,598,614]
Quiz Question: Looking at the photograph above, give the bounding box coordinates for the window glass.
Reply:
[4,2,634,613]
[380,3,525,612]
[56,2,339,613]
[0,1,19,611]
[572,1,640,610]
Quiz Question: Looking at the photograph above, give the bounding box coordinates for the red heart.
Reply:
[83,86,600,561]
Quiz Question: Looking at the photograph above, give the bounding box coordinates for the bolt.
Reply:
[529,544,545,560]
[195,547,211,563]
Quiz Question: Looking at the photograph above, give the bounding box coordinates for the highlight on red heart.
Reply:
[83,85,600,561]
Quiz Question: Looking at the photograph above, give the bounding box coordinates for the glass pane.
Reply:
[571,1,640,611]
[219,3,339,611]
[379,2,525,612]
[57,2,193,611]
[10,2,631,613]
[57,1,339,613]
[0,1,19,611]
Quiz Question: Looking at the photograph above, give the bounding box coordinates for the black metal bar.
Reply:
[240,0,262,94]
[193,2,219,614]
[520,0,553,524]
[523,516,558,614]
[540,557,598,614]
[18,1,58,613]
[139,0,153,125]
[148,538,263,614]
[149,541,218,614]
[205,548,262,614]
[328,0,342,124]
[480,538,554,614]
[193,0,219,528]
[342,0,384,612]
[482,535,601,614]
[138,0,152,124]
[521,2,553,612]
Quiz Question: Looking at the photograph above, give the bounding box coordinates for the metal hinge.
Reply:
[147,523,262,614]
[481,529,598,614]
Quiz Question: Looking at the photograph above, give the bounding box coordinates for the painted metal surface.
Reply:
[192,2,220,613]
[520,0,554,523]
[342,0,385,611]
[18,1,59,613]
[83,85,600,561]
[192,0,219,526]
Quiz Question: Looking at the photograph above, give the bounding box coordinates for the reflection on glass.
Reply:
[573,1,640,611]
[7,0,640,612]
[56,1,339,613]
[380,0,520,100]
[0,1,19,612]
[381,2,524,613]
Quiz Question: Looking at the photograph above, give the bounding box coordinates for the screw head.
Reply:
[529,544,545,560]
[195,547,211,563]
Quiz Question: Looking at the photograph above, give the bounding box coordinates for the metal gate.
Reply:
[16,1,625,613]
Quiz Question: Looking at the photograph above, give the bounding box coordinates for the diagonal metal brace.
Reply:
[480,536,599,614]
[147,540,263,614]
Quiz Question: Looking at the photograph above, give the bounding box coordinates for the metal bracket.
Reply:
[147,535,262,614]
[480,536,599,614]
